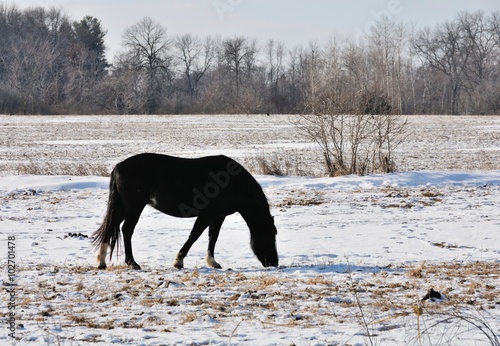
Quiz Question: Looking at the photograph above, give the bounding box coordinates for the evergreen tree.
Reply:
[72,16,109,77]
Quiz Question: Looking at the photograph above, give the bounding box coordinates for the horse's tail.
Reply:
[92,168,124,260]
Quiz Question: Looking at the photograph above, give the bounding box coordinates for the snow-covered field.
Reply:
[0,114,499,345]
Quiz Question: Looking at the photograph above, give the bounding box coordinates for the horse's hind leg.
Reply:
[206,217,225,269]
[122,210,143,270]
[97,243,108,269]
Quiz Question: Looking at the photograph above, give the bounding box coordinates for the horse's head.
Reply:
[250,216,279,267]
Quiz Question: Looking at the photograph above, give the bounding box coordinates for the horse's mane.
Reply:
[236,162,270,210]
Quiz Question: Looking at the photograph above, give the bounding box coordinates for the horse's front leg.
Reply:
[174,214,212,269]
[206,217,225,269]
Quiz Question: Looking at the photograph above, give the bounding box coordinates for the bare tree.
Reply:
[174,34,215,99]
[490,11,500,47]
[223,37,259,96]
[223,36,246,98]
[4,36,57,114]
[367,16,412,114]
[121,17,171,114]
[264,39,287,112]
[220,36,262,111]
[290,42,325,114]
[414,20,471,114]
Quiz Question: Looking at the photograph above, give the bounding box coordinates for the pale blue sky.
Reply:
[13,0,500,60]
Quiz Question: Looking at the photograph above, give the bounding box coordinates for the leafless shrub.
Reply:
[294,112,410,176]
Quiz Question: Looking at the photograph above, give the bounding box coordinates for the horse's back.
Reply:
[115,153,245,179]
[117,153,235,172]
[112,153,260,217]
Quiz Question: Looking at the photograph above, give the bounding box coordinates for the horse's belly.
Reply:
[148,195,196,218]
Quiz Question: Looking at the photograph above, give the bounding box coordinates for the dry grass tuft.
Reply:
[181,312,197,324]
[17,161,109,176]
[257,276,280,289]
[408,267,424,279]
[307,275,332,286]
[245,152,315,177]
[275,189,326,207]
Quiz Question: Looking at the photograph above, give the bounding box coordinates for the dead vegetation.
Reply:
[245,151,315,177]
[275,189,326,208]
[16,161,109,176]
[378,187,445,209]
[9,260,499,344]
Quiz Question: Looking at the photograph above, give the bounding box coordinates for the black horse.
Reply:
[92,153,278,270]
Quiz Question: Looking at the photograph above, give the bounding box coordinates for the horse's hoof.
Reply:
[206,254,222,269]
[173,255,184,270]
[128,262,141,270]
[208,262,222,269]
[97,263,107,270]
[173,258,184,269]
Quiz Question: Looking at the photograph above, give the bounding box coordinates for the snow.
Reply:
[0,114,499,345]
[1,171,499,345]
[0,175,109,192]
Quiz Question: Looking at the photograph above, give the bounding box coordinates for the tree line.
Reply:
[1,3,499,115]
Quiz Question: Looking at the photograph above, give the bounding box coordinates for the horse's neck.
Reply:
[238,202,271,228]
[236,177,271,227]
